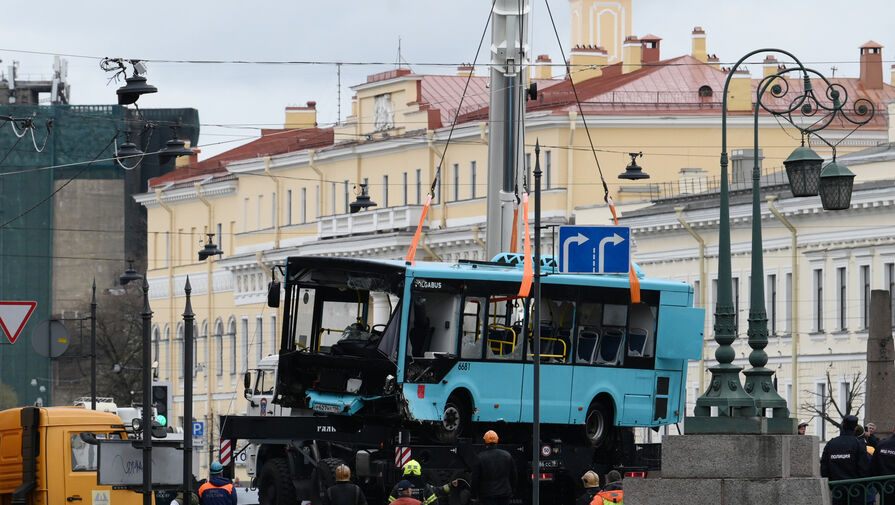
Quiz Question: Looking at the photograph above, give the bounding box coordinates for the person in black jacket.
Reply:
[326,465,367,505]
[471,430,516,505]
[871,424,895,505]
[864,423,881,449]
[821,415,871,505]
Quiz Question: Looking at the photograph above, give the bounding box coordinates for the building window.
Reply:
[544,150,552,189]
[836,266,847,331]
[698,85,713,97]
[257,195,263,230]
[693,280,700,310]
[403,172,408,206]
[383,175,389,207]
[785,273,792,333]
[152,325,160,363]
[315,185,320,219]
[177,323,184,379]
[814,268,824,332]
[331,182,336,215]
[525,153,532,190]
[286,190,292,226]
[241,317,249,372]
[215,319,224,377]
[271,192,276,228]
[434,176,440,204]
[256,315,264,364]
[344,181,349,214]
[270,314,278,356]
[228,317,237,376]
[816,382,827,441]
[242,198,249,232]
[453,163,459,201]
[416,169,422,205]
[766,274,777,335]
[301,188,307,223]
[860,265,870,329]
[733,277,739,336]
[470,161,477,199]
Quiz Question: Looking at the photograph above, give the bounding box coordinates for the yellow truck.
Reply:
[0,406,143,505]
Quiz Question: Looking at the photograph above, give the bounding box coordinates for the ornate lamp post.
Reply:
[689,49,874,434]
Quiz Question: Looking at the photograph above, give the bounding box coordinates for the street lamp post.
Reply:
[140,275,153,505]
[689,49,874,434]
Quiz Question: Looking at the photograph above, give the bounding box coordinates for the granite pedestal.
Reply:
[625,434,829,505]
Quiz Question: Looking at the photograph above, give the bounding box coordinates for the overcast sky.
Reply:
[2,0,892,160]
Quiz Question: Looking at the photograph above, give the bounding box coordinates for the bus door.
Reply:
[464,292,525,423]
[522,296,575,423]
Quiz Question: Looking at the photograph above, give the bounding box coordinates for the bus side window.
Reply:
[460,298,485,359]
[486,297,524,360]
[409,291,460,357]
[627,303,657,358]
[595,304,627,366]
[575,302,602,364]
[537,298,574,362]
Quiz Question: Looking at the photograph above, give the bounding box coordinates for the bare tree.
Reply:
[801,370,866,430]
[54,285,145,406]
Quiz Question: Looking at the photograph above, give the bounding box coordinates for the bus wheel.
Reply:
[259,457,296,505]
[435,397,468,443]
[584,401,612,447]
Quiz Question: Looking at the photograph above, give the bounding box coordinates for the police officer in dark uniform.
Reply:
[871,423,895,505]
[821,415,871,505]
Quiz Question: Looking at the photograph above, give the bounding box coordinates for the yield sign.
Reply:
[0,302,37,344]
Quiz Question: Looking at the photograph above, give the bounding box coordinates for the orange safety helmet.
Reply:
[483,430,499,444]
[335,464,351,482]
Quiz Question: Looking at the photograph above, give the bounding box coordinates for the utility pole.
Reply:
[485,0,530,257]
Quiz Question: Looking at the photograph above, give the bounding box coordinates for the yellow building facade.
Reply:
[136,6,895,472]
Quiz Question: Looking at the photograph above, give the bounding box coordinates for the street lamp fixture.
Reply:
[782,144,823,197]
[120,259,143,286]
[116,73,158,105]
[198,233,223,261]
[618,152,649,180]
[349,183,377,213]
[115,131,144,170]
[818,160,856,210]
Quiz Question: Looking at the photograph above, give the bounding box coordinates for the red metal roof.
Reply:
[861,40,883,49]
[148,127,334,188]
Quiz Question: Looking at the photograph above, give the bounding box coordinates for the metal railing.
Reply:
[616,165,791,201]
[828,474,895,504]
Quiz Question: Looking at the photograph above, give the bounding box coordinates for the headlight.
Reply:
[383,375,396,394]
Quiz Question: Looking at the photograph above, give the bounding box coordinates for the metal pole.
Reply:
[531,141,541,505]
[141,275,153,505]
[183,277,194,499]
[90,279,97,411]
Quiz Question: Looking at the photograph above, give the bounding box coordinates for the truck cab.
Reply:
[244,355,290,418]
[0,406,141,505]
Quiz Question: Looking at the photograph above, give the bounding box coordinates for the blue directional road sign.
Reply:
[192,421,204,437]
[558,226,630,274]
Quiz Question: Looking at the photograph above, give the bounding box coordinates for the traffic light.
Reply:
[151,381,172,427]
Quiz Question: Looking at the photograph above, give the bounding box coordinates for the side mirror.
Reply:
[243,372,252,399]
[79,432,99,445]
[267,281,281,308]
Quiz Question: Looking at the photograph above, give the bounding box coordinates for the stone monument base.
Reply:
[625,434,829,505]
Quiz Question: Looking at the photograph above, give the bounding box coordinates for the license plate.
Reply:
[539,459,559,469]
[313,403,342,413]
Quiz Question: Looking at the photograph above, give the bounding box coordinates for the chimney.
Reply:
[456,64,475,78]
[763,55,779,78]
[727,69,752,112]
[533,54,553,79]
[860,41,883,89]
[285,101,318,129]
[622,36,641,74]
[570,45,608,84]
[691,27,707,63]
[640,34,662,64]
[707,54,720,69]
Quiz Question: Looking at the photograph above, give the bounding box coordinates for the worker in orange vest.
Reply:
[197,462,237,505]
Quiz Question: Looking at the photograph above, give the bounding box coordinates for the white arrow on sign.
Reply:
[0,301,37,344]
[597,233,625,273]
[563,233,589,272]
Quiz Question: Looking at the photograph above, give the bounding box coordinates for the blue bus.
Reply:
[274,254,704,446]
